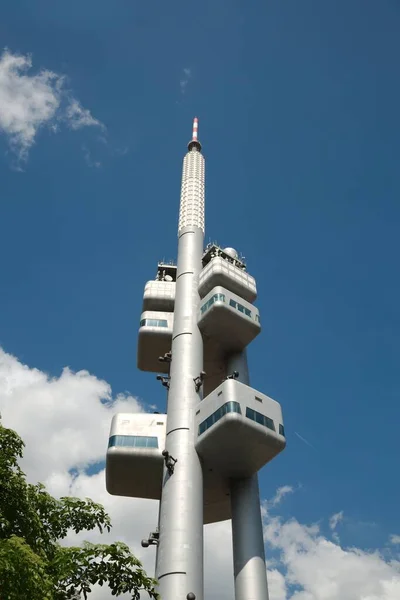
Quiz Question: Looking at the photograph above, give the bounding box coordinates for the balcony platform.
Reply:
[142,280,176,312]
[198,286,261,352]
[106,413,167,500]
[137,311,173,373]
[199,256,257,303]
[106,412,232,524]
[195,379,286,478]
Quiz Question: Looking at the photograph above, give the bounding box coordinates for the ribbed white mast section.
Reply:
[156,117,205,600]
[178,118,205,233]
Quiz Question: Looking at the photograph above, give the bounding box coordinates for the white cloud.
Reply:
[270,485,294,507]
[66,100,104,131]
[0,347,142,483]
[390,535,400,545]
[180,67,192,94]
[1,345,399,600]
[264,511,400,600]
[268,568,288,600]
[330,511,344,531]
[82,144,101,168]
[0,48,104,160]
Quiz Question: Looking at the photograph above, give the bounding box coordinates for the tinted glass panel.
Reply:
[245,408,276,432]
[256,412,264,425]
[279,424,285,437]
[265,417,275,431]
[134,437,147,447]
[147,437,159,448]
[198,401,242,436]
[201,293,226,316]
[246,408,255,420]
[108,435,159,449]
[140,319,168,328]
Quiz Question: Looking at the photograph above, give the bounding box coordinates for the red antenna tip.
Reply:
[192,117,199,140]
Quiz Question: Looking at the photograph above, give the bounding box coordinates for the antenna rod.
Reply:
[192,117,199,141]
[188,117,202,152]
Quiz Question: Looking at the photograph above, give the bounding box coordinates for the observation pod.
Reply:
[106,413,167,500]
[137,311,173,373]
[142,280,176,312]
[198,286,261,352]
[195,379,286,478]
[200,248,257,303]
[106,412,233,525]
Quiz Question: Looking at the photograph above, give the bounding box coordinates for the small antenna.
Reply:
[192,117,199,142]
[188,117,201,152]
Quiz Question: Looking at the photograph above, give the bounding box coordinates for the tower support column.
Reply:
[227,351,269,600]
[155,221,205,599]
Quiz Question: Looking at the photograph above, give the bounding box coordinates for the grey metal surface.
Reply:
[106,449,163,500]
[199,256,257,303]
[202,468,231,523]
[142,280,176,312]
[230,476,269,600]
[227,351,270,600]
[106,413,166,500]
[137,310,174,373]
[155,144,206,600]
[106,411,231,524]
[195,379,286,478]
[198,286,261,352]
[202,337,227,397]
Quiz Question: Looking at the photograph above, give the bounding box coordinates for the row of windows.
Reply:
[200,293,226,314]
[198,405,285,437]
[229,299,252,317]
[200,293,259,322]
[198,401,241,435]
[246,407,275,431]
[108,435,159,449]
[140,318,169,328]
[109,421,285,449]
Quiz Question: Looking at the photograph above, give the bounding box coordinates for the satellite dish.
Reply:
[223,247,238,260]
[165,275,173,282]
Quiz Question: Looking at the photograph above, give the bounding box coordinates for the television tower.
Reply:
[106,119,286,600]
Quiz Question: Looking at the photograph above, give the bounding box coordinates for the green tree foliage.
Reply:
[0,420,159,599]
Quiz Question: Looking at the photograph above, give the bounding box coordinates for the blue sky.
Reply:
[1,1,400,597]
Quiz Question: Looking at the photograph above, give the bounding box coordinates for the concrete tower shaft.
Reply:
[155,120,205,600]
[105,118,286,600]
[227,352,270,600]
[178,146,205,232]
